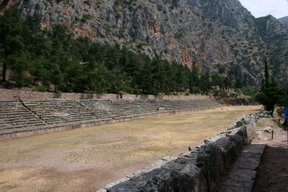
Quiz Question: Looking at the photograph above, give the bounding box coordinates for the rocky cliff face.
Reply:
[256,15,288,83]
[13,0,233,69]
[1,0,288,86]
[279,16,288,27]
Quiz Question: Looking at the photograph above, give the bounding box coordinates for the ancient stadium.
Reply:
[0,89,265,191]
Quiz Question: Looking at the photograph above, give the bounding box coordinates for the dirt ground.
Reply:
[253,118,288,192]
[0,106,259,192]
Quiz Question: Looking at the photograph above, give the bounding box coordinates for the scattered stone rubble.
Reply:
[102,112,264,192]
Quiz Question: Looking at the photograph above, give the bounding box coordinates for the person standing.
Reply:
[283,106,288,129]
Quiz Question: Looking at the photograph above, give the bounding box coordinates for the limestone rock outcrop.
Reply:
[1,0,288,85]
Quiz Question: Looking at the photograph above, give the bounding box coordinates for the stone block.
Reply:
[219,185,252,192]
[233,157,261,170]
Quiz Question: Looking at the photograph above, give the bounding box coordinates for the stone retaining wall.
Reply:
[0,88,208,101]
[103,112,262,192]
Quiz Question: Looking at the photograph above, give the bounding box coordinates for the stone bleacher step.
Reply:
[217,144,266,192]
[0,99,221,136]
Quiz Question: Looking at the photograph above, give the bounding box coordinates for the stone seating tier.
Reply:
[0,99,221,136]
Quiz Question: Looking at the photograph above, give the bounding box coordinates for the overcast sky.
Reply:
[239,0,288,19]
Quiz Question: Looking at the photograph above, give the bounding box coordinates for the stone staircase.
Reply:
[0,101,47,135]
[217,144,266,192]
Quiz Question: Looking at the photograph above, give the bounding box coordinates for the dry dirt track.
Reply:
[0,106,260,192]
[252,118,288,192]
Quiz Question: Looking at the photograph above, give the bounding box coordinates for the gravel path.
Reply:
[253,118,288,192]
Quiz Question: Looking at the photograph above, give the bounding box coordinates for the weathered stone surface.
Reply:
[108,168,202,192]
[196,140,227,190]
[233,157,261,170]
[216,144,266,192]
[108,154,208,192]
[226,169,257,182]
[219,185,252,192]
[279,16,288,27]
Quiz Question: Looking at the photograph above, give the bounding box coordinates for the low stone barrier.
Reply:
[0,88,209,101]
[103,112,262,192]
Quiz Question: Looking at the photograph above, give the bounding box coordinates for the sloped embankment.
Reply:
[0,98,220,139]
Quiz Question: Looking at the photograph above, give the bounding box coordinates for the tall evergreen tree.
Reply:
[0,8,23,82]
[256,58,281,115]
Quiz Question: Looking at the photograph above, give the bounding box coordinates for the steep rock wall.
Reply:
[1,0,287,85]
[14,0,232,69]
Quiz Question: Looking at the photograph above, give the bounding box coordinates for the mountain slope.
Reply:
[256,15,288,83]
[1,0,288,86]
[14,0,232,68]
[279,16,288,27]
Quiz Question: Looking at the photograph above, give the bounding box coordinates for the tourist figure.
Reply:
[283,106,288,129]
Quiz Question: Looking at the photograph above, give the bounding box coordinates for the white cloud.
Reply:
[239,0,288,18]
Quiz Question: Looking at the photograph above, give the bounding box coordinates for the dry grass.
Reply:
[0,106,260,192]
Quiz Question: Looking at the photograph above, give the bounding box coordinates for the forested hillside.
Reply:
[0,9,235,94]
[0,0,288,95]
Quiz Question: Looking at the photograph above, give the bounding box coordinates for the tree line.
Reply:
[0,8,240,95]
[255,59,288,114]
